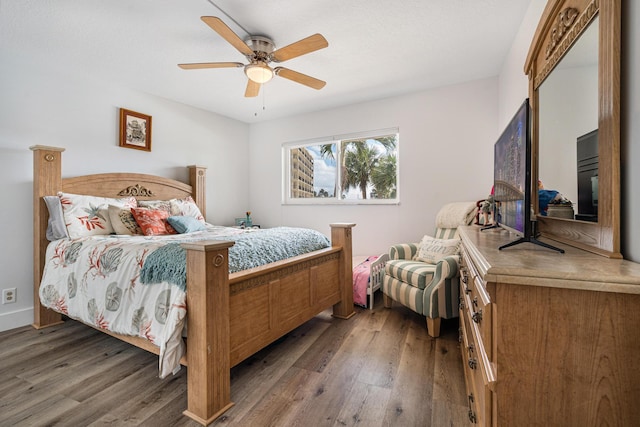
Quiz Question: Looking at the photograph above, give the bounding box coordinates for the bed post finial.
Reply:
[188,165,207,218]
[30,146,65,329]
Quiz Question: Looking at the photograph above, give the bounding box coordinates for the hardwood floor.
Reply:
[0,293,468,426]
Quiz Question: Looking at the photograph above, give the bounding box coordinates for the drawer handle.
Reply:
[468,357,477,370]
[459,297,465,310]
[467,344,477,369]
[467,394,477,424]
[472,309,483,324]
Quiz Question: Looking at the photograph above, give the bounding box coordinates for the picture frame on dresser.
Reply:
[119,108,152,151]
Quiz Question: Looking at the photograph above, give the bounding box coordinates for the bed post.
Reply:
[181,240,235,425]
[330,223,356,319]
[30,146,65,329]
[188,165,207,218]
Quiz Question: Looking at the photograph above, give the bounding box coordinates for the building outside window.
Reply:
[290,147,315,198]
[283,129,399,205]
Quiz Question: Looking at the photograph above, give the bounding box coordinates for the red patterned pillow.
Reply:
[130,208,177,236]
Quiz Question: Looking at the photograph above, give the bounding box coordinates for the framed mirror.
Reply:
[525,0,621,258]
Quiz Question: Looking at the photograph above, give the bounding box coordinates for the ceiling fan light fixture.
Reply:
[245,62,273,84]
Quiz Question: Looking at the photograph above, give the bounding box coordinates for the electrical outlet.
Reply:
[2,288,17,304]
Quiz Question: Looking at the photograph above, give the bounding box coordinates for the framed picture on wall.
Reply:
[119,108,152,151]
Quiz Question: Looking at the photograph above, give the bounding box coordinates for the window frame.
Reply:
[282,128,400,205]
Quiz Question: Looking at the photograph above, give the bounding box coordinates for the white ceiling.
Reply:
[1,0,532,123]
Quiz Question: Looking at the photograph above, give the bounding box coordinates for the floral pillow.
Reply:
[138,199,173,214]
[58,192,137,239]
[131,208,177,236]
[414,235,461,264]
[108,205,143,235]
[170,196,206,223]
[139,196,205,223]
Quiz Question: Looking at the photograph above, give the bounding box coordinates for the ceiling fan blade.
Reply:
[201,16,254,56]
[178,62,244,70]
[245,79,260,97]
[274,67,326,90]
[271,34,328,62]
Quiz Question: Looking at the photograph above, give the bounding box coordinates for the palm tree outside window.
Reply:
[283,129,399,204]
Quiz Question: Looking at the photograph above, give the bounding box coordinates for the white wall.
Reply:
[248,78,498,256]
[0,51,250,331]
[497,0,547,129]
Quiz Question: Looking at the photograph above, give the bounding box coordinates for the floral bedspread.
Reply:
[39,225,330,378]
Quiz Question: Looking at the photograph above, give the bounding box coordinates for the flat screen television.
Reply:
[576,129,598,222]
[492,99,563,253]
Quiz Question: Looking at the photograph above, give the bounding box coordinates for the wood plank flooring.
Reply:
[0,293,468,426]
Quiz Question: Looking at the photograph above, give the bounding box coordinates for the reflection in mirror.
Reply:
[538,16,598,221]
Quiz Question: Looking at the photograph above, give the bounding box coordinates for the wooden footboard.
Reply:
[181,224,354,424]
[30,146,355,425]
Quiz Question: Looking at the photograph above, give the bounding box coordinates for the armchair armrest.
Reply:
[389,243,419,260]
[434,255,460,280]
[422,254,461,321]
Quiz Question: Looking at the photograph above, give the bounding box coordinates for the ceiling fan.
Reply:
[179,16,328,97]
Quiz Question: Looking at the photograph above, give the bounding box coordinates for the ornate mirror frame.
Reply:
[525,0,621,258]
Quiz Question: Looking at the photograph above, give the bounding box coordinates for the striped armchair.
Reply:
[382,201,476,337]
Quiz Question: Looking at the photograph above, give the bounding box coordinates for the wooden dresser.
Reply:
[457,226,640,426]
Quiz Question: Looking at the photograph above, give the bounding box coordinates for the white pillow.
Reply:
[170,196,205,223]
[58,192,137,238]
[414,235,461,264]
[43,195,69,241]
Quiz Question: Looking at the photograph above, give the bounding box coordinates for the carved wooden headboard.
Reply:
[29,145,207,326]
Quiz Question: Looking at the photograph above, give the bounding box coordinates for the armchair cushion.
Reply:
[385,259,435,290]
[414,235,461,264]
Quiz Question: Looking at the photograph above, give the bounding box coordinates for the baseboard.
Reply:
[0,307,33,332]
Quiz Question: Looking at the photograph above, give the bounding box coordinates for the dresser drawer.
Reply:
[459,302,480,424]
[468,276,492,356]
[460,295,493,425]
[460,248,492,355]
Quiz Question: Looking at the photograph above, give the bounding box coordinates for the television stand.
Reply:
[481,223,499,231]
[499,236,564,253]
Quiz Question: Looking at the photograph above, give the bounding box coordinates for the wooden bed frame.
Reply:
[30,146,355,425]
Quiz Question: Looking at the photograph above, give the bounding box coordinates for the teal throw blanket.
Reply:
[140,227,330,290]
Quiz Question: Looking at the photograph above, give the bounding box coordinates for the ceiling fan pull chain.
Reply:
[255,84,267,117]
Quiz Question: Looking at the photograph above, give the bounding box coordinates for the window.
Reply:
[283,129,399,204]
